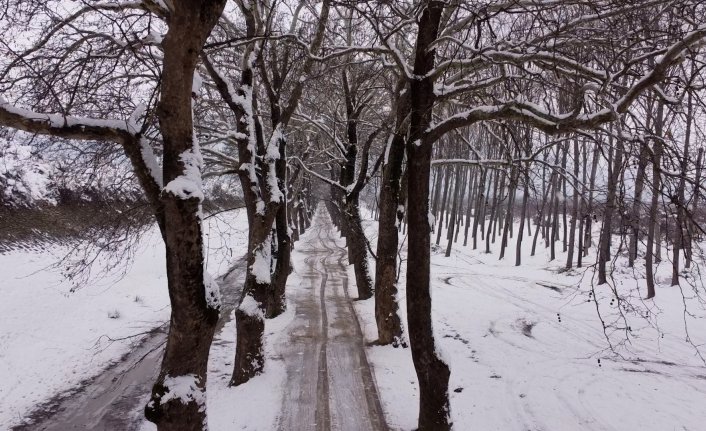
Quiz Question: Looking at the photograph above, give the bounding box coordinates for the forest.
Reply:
[1,1,706,430]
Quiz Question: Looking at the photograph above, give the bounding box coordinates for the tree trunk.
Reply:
[431,165,444,220]
[436,166,452,244]
[566,140,580,269]
[269,133,292,318]
[531,165,554,257]
[144,2,226,429]
[471,168,487,249]
[445,164,463,256]
[598,138,623,285]
[499,165,518,260]
[406,3,451,429]
[549,163,559,261]
[577,145,588,268]
[646,152,663,296]
[486,169,500,253]
[672,90,693,284]
[344,195,374,299]
[583,146,600,256]
[454,167,468,243]
[561,143,569,253]
[692,148,703,245]
[646,100,665,297]
[516,164,530,266]
[374,103,407,344]
[628,141,650,267]
[463,167,478,246]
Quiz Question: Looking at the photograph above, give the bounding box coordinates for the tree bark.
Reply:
[516,163,530,266]
[269,132,292,317]
[499,164,518,260]
[144,2,226,430]
[598,138,623,285]
[628,141,650,267]
[406,2,451,429]
[583,146,600,256]
[374,83,408,346]
[566,140,580,269]
[486,169,501,253]
[672,90,693,284]
[436,165,452,245]
[463,167,478,246]
[646,99,665,297]
[445,164,463,256]
[577,144,588,268]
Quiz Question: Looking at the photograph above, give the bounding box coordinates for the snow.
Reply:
[127,104,147,135]
[383,135,393,165]
[163,148,205,201]
[204,271,222,310]
[250,236,272,284]
[203,303,294,431]
[0,209,249,429]
[6,198,706,430]
[139,138,164,187]
[354,208,706,430]
[0,98,130,132]
[0,138,55,205]
[192,72,203,96]
[265,126,285,203]
[0,229,170,427]
[160,374,205,408]
[142,31,163,45]
[238,294,264,320]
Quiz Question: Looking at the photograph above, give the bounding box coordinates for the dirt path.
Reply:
[14,258,246,431]
[277,209,387,431]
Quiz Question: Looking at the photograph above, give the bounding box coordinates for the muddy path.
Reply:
[13,257,246,431]
[277,209,387,431]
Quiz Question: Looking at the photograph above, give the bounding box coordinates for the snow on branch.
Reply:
[425,25,706,145]
[291,156,346,191]
[292,112,347,156]
[0,98,135,143]
[0,1,167,82]
[431,49,609,82]
[0,98,165,217]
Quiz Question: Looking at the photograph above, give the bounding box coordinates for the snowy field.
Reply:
[0,209,249,429]
[354,210,706,430]
[4,204,706,430]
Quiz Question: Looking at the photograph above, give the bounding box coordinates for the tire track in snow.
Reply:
[277,207,387,431]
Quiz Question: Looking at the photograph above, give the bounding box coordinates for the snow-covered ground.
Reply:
[5,203,706,430]
[0,208,249,429]
[354,209,706,430]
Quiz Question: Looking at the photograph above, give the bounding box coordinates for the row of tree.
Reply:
[1,1,705,430]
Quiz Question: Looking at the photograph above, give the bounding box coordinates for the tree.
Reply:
[0,1,227,429]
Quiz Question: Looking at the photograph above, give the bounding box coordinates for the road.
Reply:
[276,208,387,431]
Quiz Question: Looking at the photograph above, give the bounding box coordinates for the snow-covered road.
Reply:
[277,208,387,431]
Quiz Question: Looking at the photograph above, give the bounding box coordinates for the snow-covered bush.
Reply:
[0,134,56,207]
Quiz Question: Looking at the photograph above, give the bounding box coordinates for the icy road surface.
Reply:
[276,208,387,431]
